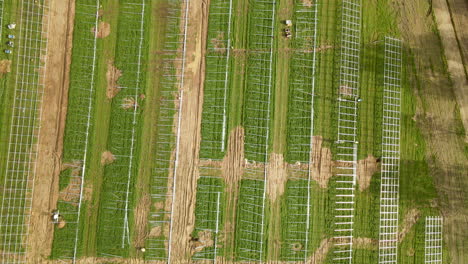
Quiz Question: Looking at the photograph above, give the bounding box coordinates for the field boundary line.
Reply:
[71,1,100,262]
[167,0,190,260]
[220,0,234,152]
[304,0,320,260]
[121,0,147,248]
[378,36,402,264]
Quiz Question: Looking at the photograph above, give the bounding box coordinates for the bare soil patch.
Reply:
[100,150,115,165]
[169,0,208,260]
[306,238,332,264]
[357,155,380,191]
[122,97,138,110]
[353,237,378,250]
[221,126,244,258]
[133,193,151,248]
[61,160,83,175]
[0,59,11,75]
[302,0,314,8]
[106,61,122,98]
[314,45,333,52]
[27,0,75,261]
[310,136,333,188]
[190,230,214,254]
[92,21,111,38]
[149,226,162,237]
[398,208,421,242]
[433,0,468,142]
[57,219,66,229]
[339,85,354,96]
[267,153,287,201]
[58,176,81,204]
[211,32,226,53]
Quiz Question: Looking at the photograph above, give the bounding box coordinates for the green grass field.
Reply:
[0,0,463,262]
[193,0,448,262]
[50,0,100,258]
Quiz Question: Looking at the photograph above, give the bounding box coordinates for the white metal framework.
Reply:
[378,37,403,264]
[192,185,222,262]
[425,216,443,264]
[97,0,146,256]
[145,0,190,261]
[0,0,50,263]
[333,0,361,262]
[194,0,233,259]
[48,1,100,262]
[200,0,234,154]
[283,0,319,261]
[236,0,276,261]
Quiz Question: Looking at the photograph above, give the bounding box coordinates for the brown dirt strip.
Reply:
[310,136,333,188]
[433,0,468,143]
[92,21,111,39]
[220,126,244,259]
[169,0,209,261]
[446,0,468,78]
[267,153,287,201]
[395,1,468,262]
[27,0,75,262]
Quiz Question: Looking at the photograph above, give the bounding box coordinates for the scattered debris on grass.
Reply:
[302,0,314,8]
[122,97,138,110]
[211,32,226,53]
[58,176,81,204]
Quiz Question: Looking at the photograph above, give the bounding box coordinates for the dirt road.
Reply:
[433,0,468,142]
[27,0,74,261]
[396,0,468,262]
[168,0,208,261]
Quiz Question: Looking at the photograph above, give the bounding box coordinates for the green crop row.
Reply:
[192,176,225,260]
[284,1,319,164]
[144,0,185,260]
[242,0,276,162]
[199,0,233,159]
[96,0,149,256]
[50,0,100,258]
[235,179,268,261]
